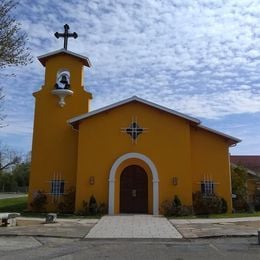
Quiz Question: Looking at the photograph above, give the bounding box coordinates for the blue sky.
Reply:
[1,0,260,155]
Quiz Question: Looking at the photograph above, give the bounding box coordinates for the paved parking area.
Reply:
[85,215,183,238]
[0,218,98,239]
[170,217,260,238]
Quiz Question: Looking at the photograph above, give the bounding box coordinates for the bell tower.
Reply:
[28,25,92,211]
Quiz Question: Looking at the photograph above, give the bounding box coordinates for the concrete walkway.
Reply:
[86,215,183,238]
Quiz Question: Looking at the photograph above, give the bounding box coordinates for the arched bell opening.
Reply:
[55,69,71,90]
[52,69,73,107]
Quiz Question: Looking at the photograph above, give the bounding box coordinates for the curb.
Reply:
[0,233,257,240]
[0,233,85,239]
[182,234,258,239]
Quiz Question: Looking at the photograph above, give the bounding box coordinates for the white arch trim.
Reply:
[108,152,159,215]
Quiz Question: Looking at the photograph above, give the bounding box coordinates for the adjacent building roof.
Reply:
[231,163,259,178]
[38,48,91,67]
[230,156,260,173]
[68,95,241,145]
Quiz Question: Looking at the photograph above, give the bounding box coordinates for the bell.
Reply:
[60,75,68,84]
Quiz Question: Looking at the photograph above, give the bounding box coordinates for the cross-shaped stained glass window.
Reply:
[121,118,148,144]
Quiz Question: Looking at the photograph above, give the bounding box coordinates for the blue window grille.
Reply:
[51,180,64,195]
[201,181,214,196]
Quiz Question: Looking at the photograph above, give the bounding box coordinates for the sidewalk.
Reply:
[0,215,259,239]
[0,217,98,239]
[170,217,260,238]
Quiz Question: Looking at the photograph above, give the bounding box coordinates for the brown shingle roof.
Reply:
[230,156,260,173]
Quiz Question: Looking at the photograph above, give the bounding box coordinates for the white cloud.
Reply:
[1,0,260,154]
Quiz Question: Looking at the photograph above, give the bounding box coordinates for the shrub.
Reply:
[178,205,193,216]
[220,198,227,213]
[30,190,47,212]
[57,187,75,214]
[232,196,249,213]
[78,195,107,216]
[192,191,227,215]
[77,200,89,216]
[161,195,192,217]
[98,202,108,215]
[89,195,98,215]
[161,200,174,216]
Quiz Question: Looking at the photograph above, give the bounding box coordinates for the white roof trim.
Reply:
[198,125,241,143]
[38,48,91,67]
[67,95,240,144]
[67,96,201,125]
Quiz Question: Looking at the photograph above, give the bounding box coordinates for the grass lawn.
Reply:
[0,196,100,218]
[1,197,260,219]
[0,196,28,213]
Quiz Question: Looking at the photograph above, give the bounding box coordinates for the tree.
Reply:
[0,144,20,171]
[0,0,32,69]
[0,86,5,127]
[231,165,247,200]
[0,144,20,192]
[0,146,30,192]
[0,0,32,127]
[12,161,30,187]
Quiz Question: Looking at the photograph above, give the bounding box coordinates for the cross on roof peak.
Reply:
[54,24,78,50]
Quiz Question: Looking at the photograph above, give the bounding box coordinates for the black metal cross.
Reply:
[54,24,78,50]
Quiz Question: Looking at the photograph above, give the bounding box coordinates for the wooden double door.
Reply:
[120,165,148,214]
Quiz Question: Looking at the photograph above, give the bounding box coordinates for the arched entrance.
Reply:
[120,165,148,213]
[108,152,159,215]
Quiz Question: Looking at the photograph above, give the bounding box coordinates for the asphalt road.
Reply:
[0,236,259,259]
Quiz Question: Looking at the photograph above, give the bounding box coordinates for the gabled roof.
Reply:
[68,96,201,126]
[38,48,91,67]
[67,96,241,145]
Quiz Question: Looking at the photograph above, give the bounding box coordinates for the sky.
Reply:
[0,0,260,155]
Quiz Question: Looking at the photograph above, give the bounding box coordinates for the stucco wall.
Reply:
[75,102,193,214]
[190,126,232,212]
[28,54,91,210]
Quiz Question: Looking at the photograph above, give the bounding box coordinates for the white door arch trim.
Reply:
[108,152,159,215]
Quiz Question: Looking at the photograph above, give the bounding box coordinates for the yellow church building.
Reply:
[28,33,241,215]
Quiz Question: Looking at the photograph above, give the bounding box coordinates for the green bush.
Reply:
[89,195,98,215]
[161,200,173,216]
[98,202,108,215]
[232,196,249,213]
[57,187,75,214]
[30,190,47,212]
[192,191,227,215]
[161,195,192,217]
[78,195,107,216]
